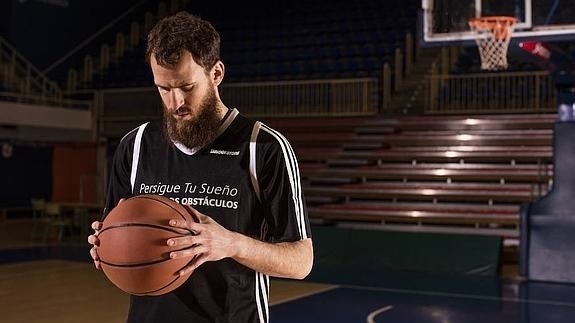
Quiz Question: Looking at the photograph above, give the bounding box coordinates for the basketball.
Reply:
[97,194,198,296]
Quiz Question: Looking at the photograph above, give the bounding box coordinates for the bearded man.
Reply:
[87,11,313,323]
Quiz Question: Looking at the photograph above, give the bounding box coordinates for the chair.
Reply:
[73,207,90,240]
[30,198,48,241]
[43,202,73,242]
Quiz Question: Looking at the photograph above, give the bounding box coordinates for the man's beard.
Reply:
[163,88,222,149]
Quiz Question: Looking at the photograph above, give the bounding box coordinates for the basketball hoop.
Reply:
[468,16,517,71]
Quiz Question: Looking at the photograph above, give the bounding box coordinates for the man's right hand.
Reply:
[88,221,102,269]
[88,198,124,269]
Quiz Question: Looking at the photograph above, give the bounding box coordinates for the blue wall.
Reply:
[0,143,52,207]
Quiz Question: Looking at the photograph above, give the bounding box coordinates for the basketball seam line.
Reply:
[132,276,181,296]
[99,256,173,268]
[99,223,194,235]
[137,194,200,222]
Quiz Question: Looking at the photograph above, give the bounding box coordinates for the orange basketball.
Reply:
[97,194,198,296]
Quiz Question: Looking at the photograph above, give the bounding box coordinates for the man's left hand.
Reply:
[167,206,238,277]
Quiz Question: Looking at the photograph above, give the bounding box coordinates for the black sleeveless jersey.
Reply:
[103,109,311,323]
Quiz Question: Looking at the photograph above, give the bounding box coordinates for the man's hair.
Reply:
[146,11,220,70]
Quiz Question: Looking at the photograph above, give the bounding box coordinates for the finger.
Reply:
[195,213,209,224]
[168,219,188,229]
[170,219,205,236]
[91,221,102,231]
[169,219,201,234]
[167,235,197,247]
[90,246,99,261]
[180,254,208,277]
[170,245,208,259]
[182,204,203,223]
[90,247,102,270]
[87,235,100,246]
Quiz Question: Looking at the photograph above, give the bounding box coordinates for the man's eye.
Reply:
[182,86,194,92]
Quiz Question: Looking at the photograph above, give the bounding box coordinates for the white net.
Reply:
[469,17,517,71]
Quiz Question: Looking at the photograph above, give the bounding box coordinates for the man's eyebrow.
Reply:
[155,82,196,89]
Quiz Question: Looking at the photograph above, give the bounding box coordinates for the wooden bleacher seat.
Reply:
[309,201,519,226]
[369,113,556,131]
[295,147,343,161]
[285,132,389,147]
[304,181,542,203]
[302,163,552,183]
[375,129,551,147]
[296,146,553,163]
[263,116,374,132]
[286,126,551,147]
[332,146,553,163]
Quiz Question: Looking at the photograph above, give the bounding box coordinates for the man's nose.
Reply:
[166,89,185,110]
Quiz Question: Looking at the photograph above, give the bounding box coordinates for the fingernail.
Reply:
[167,239,174,246]
[170,220,177,226]
[170,252,176,258]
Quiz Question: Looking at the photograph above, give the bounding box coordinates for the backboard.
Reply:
[420,0,575,46]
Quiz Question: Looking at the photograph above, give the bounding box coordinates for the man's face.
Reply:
[151,52,221,148]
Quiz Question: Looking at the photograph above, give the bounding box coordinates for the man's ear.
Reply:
[211,61,225,86]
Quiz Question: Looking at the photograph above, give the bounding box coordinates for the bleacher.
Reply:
[266,113,555,239]
[216,0,415,82]
[80,0,419,88]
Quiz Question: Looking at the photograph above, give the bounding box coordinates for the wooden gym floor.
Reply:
[6,219,570,323]
[0,219,333,323]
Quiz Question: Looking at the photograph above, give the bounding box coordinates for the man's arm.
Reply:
[168,211,313,279]
[232,235,313,279]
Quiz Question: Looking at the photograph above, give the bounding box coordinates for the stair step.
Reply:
[307,177,356,185]
[327,159,371,167]
[305,196,340,204]
[355,126,396,135]
[342,142,384,150]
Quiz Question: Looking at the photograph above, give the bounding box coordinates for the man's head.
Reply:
[146,11,226,148]
[146,11,220,70]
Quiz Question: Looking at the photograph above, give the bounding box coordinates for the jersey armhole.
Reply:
[249,121,262,202]
[130,122,149,193]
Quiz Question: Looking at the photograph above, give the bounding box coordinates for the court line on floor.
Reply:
[342,284,575,308]
[270,285,341,306]
[366,305,393,323]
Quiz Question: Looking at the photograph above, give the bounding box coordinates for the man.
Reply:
[87,11,313,323]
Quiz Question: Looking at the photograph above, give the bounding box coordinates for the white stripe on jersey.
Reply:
[130,123,149,193]
[254,222,269,323]
[217,108,239,137]
[261,124,308,239]
[120,124,141,143]
[258,272,270,321]
[255,272,267,323]
[250,122,262,201]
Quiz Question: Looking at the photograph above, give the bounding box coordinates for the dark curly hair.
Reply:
[146,11,220,71]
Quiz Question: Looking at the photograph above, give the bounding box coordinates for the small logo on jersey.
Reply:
[210,149,240,156]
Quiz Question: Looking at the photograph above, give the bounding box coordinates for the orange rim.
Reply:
[468,16,518,40]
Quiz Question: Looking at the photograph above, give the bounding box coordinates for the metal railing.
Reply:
[220,78,379,117]
[425,70,557,114]
[0,91,93,110]
[0,37,62,98]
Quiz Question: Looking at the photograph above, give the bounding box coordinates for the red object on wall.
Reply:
[52,143,98,203]
[518,41,552,60]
